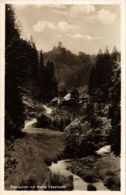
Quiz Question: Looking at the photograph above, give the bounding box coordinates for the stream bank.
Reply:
[5,117,65,190]
[48,159,109,191]
[5,108,120,191]
[22,109,120,191]
[22,118,111,191]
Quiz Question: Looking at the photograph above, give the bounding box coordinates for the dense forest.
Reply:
[5,5,121,191]
[5,5,57,137]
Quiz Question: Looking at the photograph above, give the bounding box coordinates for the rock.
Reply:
[61,99,75,106]
[45,160,52,166]
[43,105,53,114]
[37,113,52,128]
[64,93,71,101]
[51,97,61,106]
[87,184,97,191]
[103,176,120,191]
[84,173,98,183]
[96,145,111,156]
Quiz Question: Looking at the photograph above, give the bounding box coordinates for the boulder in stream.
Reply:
[87,184,97,191]
[36,112,52,128]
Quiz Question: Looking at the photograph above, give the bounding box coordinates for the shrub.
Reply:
[5,110,24,138]
[84,174,97,183]
[36,108,72,131]
[64,119,96,157]
[52,111,72,130]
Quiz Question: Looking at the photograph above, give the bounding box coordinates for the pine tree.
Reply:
[38,50,47,100]
[5,5,25,138]
[89,49,103,91]
[89,47,112,102]
[109,47,121,155]
[44,61,58,101]
[88,46,121,155]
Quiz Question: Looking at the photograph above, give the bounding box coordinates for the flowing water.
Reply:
[24,118,37,129]
[43,105,53,114]
[22,106,109,191]
[49,160,87,190]
[49,159,109,191]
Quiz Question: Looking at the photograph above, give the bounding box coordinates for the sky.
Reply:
[13,4,120,54]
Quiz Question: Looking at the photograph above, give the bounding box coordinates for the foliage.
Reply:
[37,108,72,131]
[108,48,121,156]
[51,109,72,130]
[64,119,97,157]
[44,61,58,101]
[44,47,94,89]
[5,5,25,138]
[89,48,112,101]
[5,5,58,137]
[88,47,121,155]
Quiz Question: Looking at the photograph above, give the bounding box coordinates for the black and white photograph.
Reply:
[0,0,126,193]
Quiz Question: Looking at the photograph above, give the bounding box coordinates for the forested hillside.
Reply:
[44,47,95,89]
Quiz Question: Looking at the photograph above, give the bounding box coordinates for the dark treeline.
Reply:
[5,5,57,138]
[88,47,121,155]
[64,47,121,157]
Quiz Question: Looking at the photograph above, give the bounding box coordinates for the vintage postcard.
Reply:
[0,0,125,194]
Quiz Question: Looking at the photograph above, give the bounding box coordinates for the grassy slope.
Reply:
[5,131,65,190]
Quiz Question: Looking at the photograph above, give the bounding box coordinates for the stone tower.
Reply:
[58,41,62,48]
